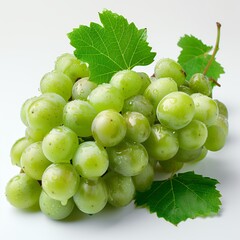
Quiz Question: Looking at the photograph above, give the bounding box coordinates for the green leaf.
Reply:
[135,171,222,225]
[177,35,224,81]
[68,10,156,84]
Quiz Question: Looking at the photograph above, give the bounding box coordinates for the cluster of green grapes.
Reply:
[5,54,228,220]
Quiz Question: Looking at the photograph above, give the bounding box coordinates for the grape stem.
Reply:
[203,22,221,76]
[209,77,221,87]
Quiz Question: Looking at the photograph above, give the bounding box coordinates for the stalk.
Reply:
[203,22,221,75]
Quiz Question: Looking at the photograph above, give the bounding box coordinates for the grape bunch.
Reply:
[5,54,228,220]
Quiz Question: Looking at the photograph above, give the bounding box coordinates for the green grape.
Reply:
[72,77,97,100]
[20,96,37,126]
[178,85,194,95]
[87,83,124,112]
[10,137,35,167]
[26,93,66,132]
[159,158,184,173]
[5,173,41,209]
[132,163,154,192]
[63,99,97,137]
[91,110,127,147]
[42,163,80,205]
[55,53,89,82]
[25,127,47,141]
[214,99,228,119]
[21,141,51,180]
[103,171,135,207]
[154,58,186,86]
[110,70,143,99]
[42,126,79,164]
[72,141,109,179]
[177,120,208,150]
[122,95,156,125]
[39,191,75,220]
[192,93,219,126]
[189,73,212,96]
[144,77,178,109]
[170,147,203,163]
[205,114,228,151]
[156,92,195,130]
[143,124,179,161]
[123,111,151,143]
[73,178,108,214]
[40,70,73,101]
[137,72,151,94]
[107,141,148,177]
[190,146,208,163]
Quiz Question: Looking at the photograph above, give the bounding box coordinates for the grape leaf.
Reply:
[177,35,224,81]
[68,10,156,84]
[135,171,221,225]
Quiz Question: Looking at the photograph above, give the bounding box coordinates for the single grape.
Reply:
[10,137,35,167]
[144,77,178,109]
[190,146,208,163]
[110,70,143,99]
[87,83,124,112]
[39,191,75,220]
[214,99,228,119]
[21,141,51,180]
[91,109,127,147]
[156,92,195,130]
[103,171,135,207]
[138,72,151,94]
[107,141,149,176]
[159,158,184,173]
[20,96,38,126]
[72,77,97,100]
[132,163,154,192]
[123,111,151,143]
[74,178,108,214]
[177,120,208,150]
[143,124,179,161]
[55,53,89,82]
[42,163,80,205]
[26,93,66,132]
[72,141,109,179]
[42,126,79,164]
[189,73,212,96]
[63,99,97,137]
[154,58,186,86]
[122,95,156,125]
[5,173,41,209]
[192,93,219,126]
[205,114,228,151]
[40,70,73,101]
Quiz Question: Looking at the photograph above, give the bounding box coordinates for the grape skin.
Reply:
[5,173,41,209]
[91,109,127,147]
[39,191,75,220]
[21,141,51,180]
[156,92,195,130]
[42,163,80,205]
[73,178,108,214]
[154,58,186,86]
[72,141,109,179]
[42,126,79,164]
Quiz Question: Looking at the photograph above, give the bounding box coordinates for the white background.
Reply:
[0,0,239,239]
